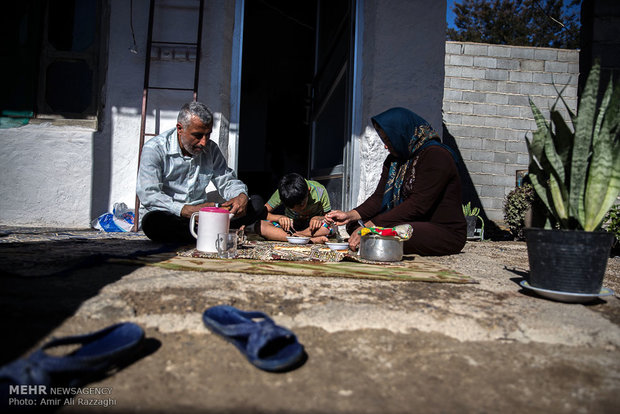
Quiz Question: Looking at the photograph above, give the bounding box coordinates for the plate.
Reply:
[325,242,349,251]
[286,236,310,245]
[519,280,615,303]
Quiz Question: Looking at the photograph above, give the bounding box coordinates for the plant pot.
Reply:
[465,216,477,237]
[524,228,614,293]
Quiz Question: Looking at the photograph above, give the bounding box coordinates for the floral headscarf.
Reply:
[371,107,441,211]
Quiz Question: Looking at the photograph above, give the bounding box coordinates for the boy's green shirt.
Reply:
[267,180,331,221]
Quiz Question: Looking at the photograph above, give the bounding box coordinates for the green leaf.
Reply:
[585,79,616,229]
[462,202,471,216]
[587,143,620,230]
[549,108,574,179]
[542,126,566,184]
[526,135,555,221]
[540,126,570,225]
[555,86,577,124]
[528,98,571,225]
[548,173,569,225]
[586,82,620,229]
[593,75,614,140]
[529,98,550,143]
[570,62,600,226]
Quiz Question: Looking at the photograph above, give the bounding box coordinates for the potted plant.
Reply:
[503,182,535,240]
[603,204,620,256]
[462,202,484,239]
[525,61,620,293]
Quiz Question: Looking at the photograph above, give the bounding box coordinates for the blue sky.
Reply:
[447,0,458,29]
[446,1,581,30]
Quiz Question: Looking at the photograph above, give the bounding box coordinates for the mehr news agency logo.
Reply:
[7,385,117,408]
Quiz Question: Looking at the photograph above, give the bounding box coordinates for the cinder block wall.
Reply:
[443,41,579,224]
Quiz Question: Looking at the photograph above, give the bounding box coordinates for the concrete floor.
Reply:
[0,227,619,413]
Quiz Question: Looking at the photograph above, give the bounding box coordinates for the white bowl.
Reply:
[286,236,310,245]
[325,242,349,251]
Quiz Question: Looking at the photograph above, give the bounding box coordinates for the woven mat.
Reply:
[113,241,473,283]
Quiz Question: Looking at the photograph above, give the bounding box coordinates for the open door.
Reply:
[237,0,357,209]
[309,0,355,210]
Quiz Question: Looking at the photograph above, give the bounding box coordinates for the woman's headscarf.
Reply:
[371,107,441,211]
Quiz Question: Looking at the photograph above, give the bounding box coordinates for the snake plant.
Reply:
[462,202,485,236]
[527,61,620,231]
[462,201,480,217]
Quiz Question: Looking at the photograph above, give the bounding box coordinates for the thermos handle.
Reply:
[189,212,199,239]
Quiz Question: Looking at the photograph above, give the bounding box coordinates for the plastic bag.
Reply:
[91,202,135,232]
[358,224,413,240]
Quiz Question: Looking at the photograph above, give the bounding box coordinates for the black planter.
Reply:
[524,228,614,293]
[465,216,477,237]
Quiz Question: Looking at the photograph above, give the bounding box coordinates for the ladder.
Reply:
[132,0,205,232]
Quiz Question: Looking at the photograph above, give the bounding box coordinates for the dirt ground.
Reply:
[1,229,619,413]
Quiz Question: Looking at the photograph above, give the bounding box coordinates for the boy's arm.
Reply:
[312,183,331,232]
[264,203,284,222]
[264,203,295,232]
[295,220,330,237]
[309,215,327,232]
[265,190,285,222]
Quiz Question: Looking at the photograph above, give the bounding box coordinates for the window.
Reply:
[0,0,103,127]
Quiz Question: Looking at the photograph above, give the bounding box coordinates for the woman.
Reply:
[326,107,466,256]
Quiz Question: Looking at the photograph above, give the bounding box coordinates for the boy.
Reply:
[260,173,331,243]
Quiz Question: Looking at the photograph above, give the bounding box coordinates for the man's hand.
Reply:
[180,203,208,219]
[222,193,249,216]
[180,199,231,219]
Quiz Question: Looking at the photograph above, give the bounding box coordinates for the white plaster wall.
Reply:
[0,0,237,228]
[356,0,446,205]
[0,124,93,227]
[104,0,236,219]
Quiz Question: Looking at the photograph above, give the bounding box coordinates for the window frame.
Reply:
[1,0,107,129]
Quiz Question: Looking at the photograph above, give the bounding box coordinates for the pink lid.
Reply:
[200,207,230,213]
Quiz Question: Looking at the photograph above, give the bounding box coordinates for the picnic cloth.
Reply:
[113,241,473,283]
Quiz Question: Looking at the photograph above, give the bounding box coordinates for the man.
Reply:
[137,101,264,242]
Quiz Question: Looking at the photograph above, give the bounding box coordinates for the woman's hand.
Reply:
[349,220,376,251]
[348,227,362,251]
[325,210,360,226]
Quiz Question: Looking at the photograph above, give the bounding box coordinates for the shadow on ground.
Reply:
[0,229,181,364]
[442,123,514,241]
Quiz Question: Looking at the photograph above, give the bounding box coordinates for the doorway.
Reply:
[238,0,354,209]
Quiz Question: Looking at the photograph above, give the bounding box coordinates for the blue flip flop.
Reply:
[0,322,144,403]
[202,305,305,372]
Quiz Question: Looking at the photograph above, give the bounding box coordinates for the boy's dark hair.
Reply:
[279,173,308,208]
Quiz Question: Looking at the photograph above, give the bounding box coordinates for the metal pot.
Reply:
[359,234,403,262]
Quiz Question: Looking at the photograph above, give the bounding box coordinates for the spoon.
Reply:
[331,223,347,242]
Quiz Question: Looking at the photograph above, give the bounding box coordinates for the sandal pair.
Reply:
[0,304,304,404]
